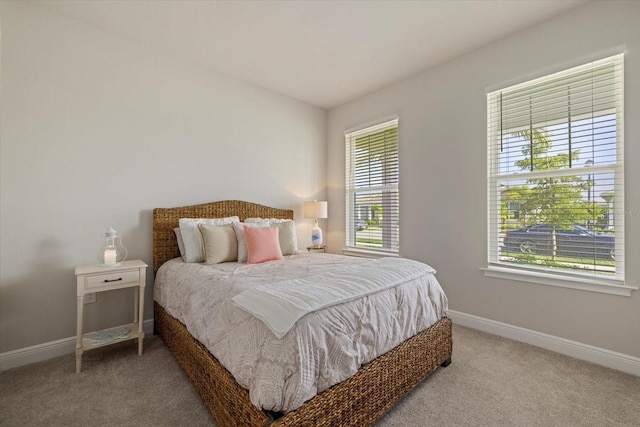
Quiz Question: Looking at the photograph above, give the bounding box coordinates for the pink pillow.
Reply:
[244,226,284,264]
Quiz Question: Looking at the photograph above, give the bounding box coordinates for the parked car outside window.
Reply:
[355,219,368,231]
[503,223,614,260]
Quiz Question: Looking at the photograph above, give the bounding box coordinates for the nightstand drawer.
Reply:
[85,270,140,290]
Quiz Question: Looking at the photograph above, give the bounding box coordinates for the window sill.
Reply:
[342,247,400,259]
[482,266,637,296]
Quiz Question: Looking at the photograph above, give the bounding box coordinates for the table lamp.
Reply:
[304,201,328,247]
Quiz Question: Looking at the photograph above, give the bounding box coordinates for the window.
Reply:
[345,118,399,254]
[487,54,627,291]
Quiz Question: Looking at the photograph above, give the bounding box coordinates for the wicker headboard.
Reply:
[152,200,294,274]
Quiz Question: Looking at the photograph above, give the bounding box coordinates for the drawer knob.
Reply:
[103,277,123,283]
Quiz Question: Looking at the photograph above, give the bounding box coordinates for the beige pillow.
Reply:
[198,224,238,264]
[179,216,239,262]
[270,220,297,255]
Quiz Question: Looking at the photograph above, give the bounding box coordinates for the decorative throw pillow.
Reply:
[270,220,298,255]
[198,224,238,264]
[233,221,270,262]
[243,218,298,255]
[173,228,186,262]
[178,216,239,263]
[244,226,284,264]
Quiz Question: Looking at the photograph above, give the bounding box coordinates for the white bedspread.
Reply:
[154,253,448,412]
[232,257,436,339]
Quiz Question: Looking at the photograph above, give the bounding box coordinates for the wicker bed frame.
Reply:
[153,200,453,426]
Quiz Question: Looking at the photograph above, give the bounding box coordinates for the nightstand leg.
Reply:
[76,295,84,373]
[133,287,139,323]
[137,283,145,355]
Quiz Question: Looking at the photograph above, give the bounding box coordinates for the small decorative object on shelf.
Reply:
[86,327,130,344]
[99,227,127,266]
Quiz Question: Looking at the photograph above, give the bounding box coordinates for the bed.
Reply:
[153,200,452,426]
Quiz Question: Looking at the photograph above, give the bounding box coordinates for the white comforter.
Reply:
[154,253,448,412]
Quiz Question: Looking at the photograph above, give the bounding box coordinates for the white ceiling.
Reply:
[33,0,587,109]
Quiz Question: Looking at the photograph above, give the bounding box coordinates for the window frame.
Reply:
[344,118,399,257]
[485,54,636,296]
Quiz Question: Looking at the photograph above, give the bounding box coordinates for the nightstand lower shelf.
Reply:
[80,322,144,352]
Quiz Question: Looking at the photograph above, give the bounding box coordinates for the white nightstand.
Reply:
[74,259,147,373]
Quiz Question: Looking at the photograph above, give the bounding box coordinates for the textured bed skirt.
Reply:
[154,302,452,426]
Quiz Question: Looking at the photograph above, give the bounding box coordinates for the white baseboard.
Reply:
[4,315,638,377]
[448,310,640,377]
[0,319,155,371]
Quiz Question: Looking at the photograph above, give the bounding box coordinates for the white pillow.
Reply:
[178,216,239,263]
[243,218,298,255]
[173,228,186,262]
[244,218,267,223]
[233,220,270,262]
[198,224,238,264]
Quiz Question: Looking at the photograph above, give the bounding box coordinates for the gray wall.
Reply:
[327,1,640,357]
[0,2,326,353]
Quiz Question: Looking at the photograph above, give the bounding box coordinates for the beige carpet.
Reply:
[1,325,638,426]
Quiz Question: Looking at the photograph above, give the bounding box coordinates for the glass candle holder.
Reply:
[99,227,127,266]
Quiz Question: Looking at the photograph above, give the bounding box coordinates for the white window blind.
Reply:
[487,54,624,284]
[345,119,399,253]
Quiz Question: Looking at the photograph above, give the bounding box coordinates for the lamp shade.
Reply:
[304,201,328,219]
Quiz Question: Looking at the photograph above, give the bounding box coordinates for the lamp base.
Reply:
[311,225,323,247]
